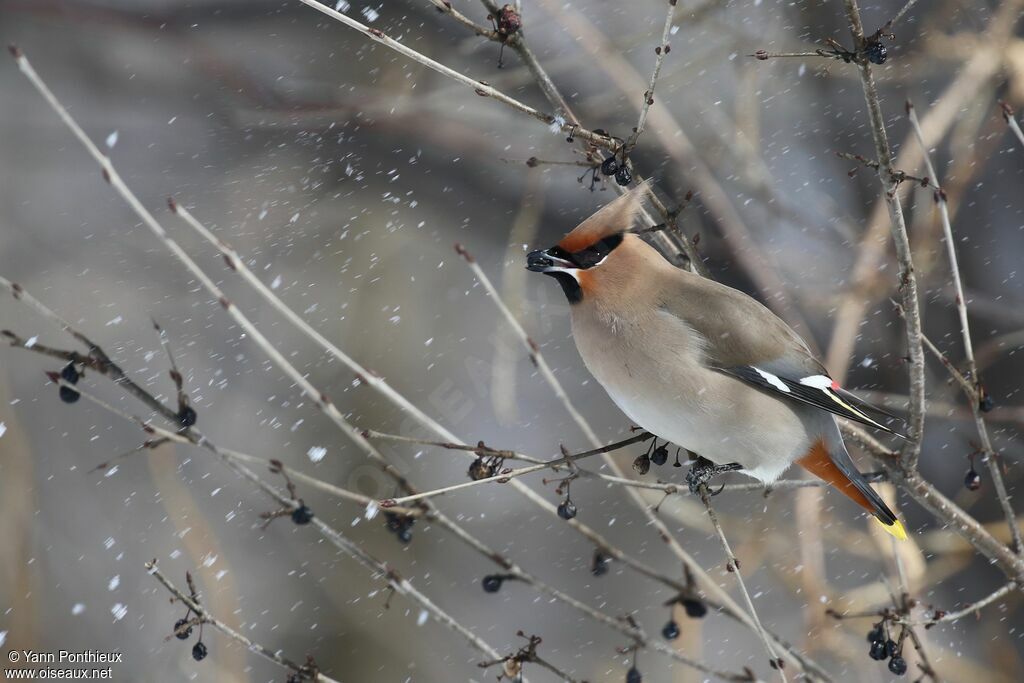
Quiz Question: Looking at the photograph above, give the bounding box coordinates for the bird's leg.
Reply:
[685,456,743,495]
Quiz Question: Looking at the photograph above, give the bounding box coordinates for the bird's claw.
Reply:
[686,457,743,496]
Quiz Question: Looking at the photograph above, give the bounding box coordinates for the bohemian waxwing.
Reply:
[526,183,907,540]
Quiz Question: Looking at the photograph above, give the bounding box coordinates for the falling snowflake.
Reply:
[111,604,128,621]
[334,0,350,11]
[417,610,429,626]
[364,501,380,521]
[271,275,283,290]
[105,130,119,149]
[307,446,327,463]
[108,575,120,591]
[0,422,6,438]
[72,604,86,615]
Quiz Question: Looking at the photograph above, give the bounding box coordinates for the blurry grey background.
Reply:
[1,0,1022,681]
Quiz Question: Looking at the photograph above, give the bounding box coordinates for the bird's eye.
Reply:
[572,233,623,269]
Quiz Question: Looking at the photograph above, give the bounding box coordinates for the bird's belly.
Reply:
[585,351,811,484]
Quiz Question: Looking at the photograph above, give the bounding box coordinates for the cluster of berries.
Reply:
[633,440,671,475]
[384,512,414,544]
[867,623,907,676]
[600,154,633,187]
[660,594,708,642]
[172,615,207,662]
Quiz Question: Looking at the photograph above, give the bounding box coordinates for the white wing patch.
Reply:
[798,374,833,389]
[754,367,790,393]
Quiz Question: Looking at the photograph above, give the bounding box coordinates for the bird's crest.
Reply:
[558,181,651,254]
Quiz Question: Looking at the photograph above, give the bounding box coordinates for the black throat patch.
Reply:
[546,271,583,304]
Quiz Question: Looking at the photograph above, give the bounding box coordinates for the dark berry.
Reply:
[191,641,208,661]
[385,513,414,541]
[626,666,642,683]
[178,405,198,428]
[173,618,192,640]
[482,574,504,593]
[632,453,650,475]
[885,639,899,658]
[615,165,633,186]
[291,505,314,525]
[661,620,680,640]
[979,392,994,412]
[865,42,887,65]
[682,598,708,618]
[61,362,80,384]
[869,640,887,661]
[888,655,907,676]
[867,626,883,643]
[59,385,81,403]
[600,156,619,176]
[591,550,610,576]
[964,468,981,491]
[557,499,577,520]
[468,457,495,481]
[650,445,669,467]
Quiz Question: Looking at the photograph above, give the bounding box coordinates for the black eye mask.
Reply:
[551,233,624,269]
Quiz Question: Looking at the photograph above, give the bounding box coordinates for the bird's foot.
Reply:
[686,457,743,496]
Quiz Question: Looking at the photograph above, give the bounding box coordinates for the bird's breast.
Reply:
[570,305,811,482]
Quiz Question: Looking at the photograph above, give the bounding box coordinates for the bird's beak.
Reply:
[526,248,575,273]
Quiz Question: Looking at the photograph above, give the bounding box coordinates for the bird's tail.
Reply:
[797,438,907,541]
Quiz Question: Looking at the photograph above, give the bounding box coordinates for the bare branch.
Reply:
[840,0,926,465]
[145,561,339,682]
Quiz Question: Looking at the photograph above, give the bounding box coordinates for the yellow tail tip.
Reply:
[875,517,908,541]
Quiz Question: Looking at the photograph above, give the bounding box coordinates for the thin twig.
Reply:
[294,1,612,148]
[624,0,678,151]
[1000,102,1024,150]
[380,433,653,506]
[882,0,921,34]
[906,101,1022,553]
[840,0,926,465]
[146,561,339,682]
[699,487,787,680]
[898,581,1017,627]
[427,0,498,38]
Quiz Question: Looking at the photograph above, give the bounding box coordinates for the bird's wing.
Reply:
[719,363,907,438]
[657,271,906,438]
